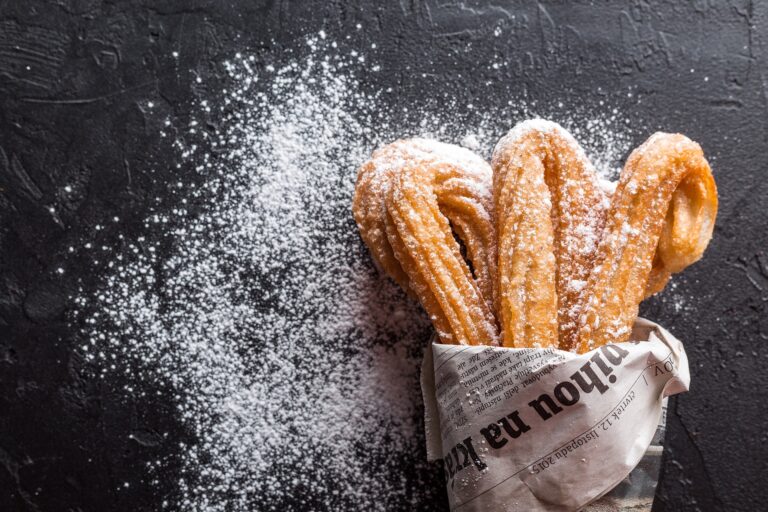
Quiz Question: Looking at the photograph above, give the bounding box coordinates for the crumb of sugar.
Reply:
[460,133,482,151]
[598,178,617,195]
[73,35,643,512]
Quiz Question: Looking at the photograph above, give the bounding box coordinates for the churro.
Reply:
[353,139,498,345]
[354,123,717,354]
[575,133,717,352]
[354,144,414,292]
[491,120,608,349]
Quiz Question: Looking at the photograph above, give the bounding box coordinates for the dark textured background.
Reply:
[1,1,767,511]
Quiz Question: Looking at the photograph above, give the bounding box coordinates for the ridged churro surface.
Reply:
[492,120,608,349]
[353,139,498,345]
[353,122,717,353]
[575,133,717,352]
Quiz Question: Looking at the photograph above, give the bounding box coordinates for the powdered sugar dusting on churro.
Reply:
[359,138,499,345]
[492,119,615,350]
[72,35,642,511]
[574,133,717,352]
[367,138,493,192]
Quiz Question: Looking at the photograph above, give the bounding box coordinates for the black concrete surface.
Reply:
[1,1,767,511]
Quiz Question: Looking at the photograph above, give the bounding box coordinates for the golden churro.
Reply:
[575,133,717,352]
[492,120,609,349]
[353,144,414,292]
[353,139,498,345]
[354,123,717,354]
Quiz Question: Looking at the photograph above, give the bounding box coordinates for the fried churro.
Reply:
[575,133,717,352]
[354,122,717,354]
[492,120,609,349]
[353,139,498,345]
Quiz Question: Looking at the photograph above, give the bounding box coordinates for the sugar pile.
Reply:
[75,36,639,511]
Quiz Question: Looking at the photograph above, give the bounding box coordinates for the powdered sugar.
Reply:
[370,137,492,183]
[74,35,641,511]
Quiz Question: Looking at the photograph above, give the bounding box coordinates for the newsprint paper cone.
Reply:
[421,318,689,512]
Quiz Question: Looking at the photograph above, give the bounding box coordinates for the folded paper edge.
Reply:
[420,317,690,462]
[420,342,443,460]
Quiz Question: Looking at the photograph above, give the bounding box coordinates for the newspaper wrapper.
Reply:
[421,318,688,511]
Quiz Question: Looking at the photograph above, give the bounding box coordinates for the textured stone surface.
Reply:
[0,1,766,511]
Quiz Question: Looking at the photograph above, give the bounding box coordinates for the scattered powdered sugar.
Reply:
[662,279,689,314]
[566,114,632,180]
[73,35,642,511]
